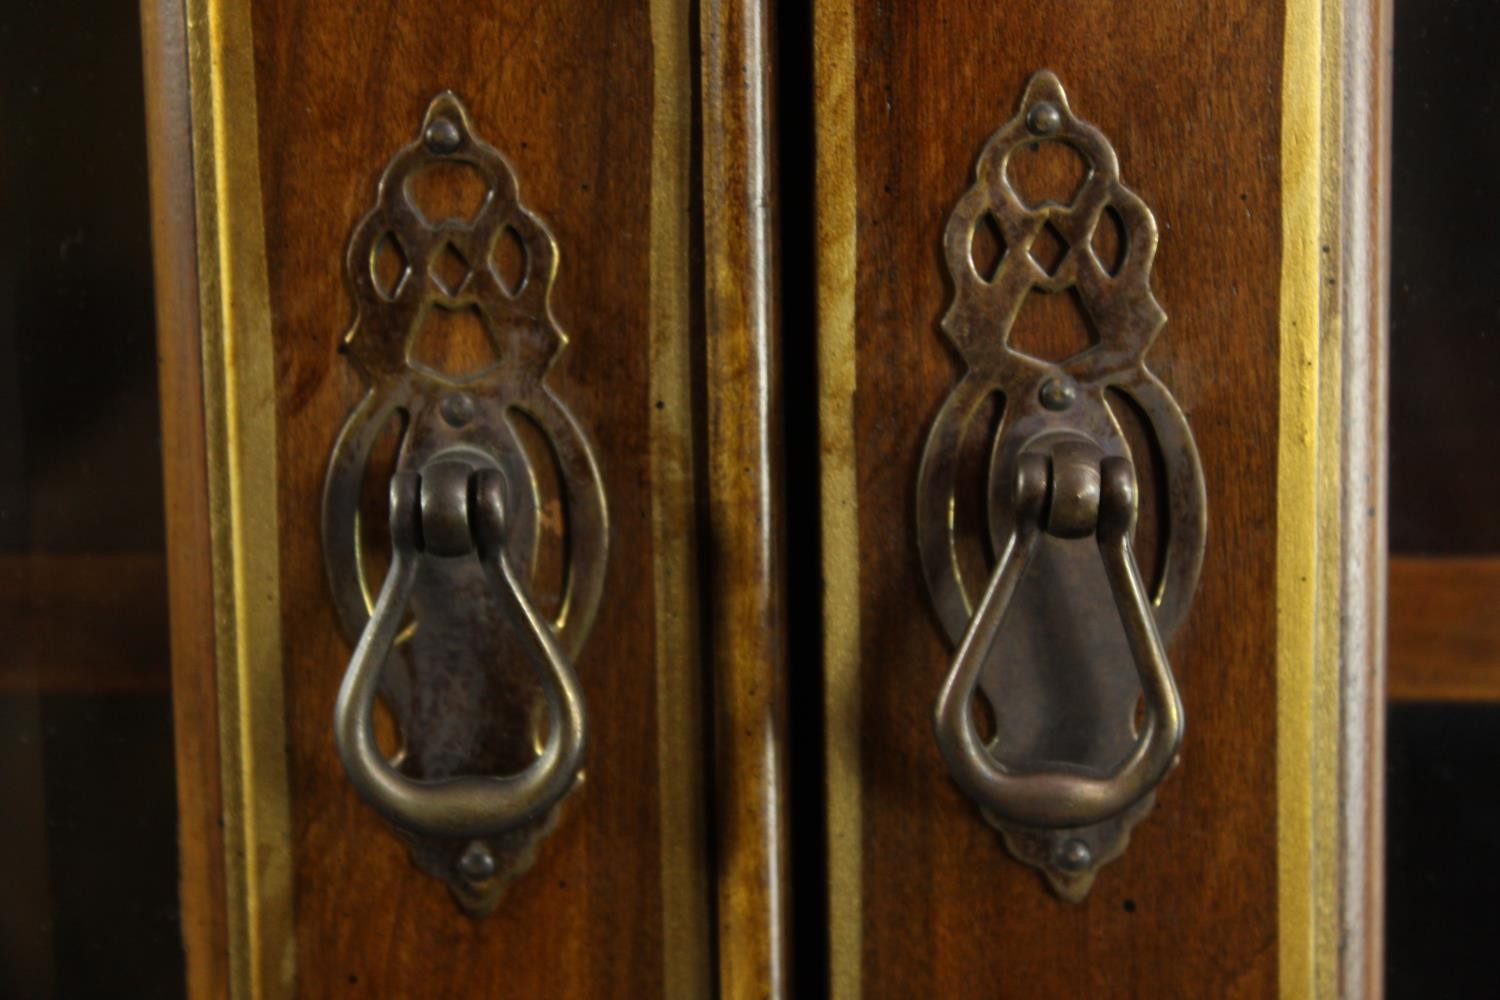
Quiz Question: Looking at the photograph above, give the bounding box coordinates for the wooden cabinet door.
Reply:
[808,1,1386,997]
[142,0,750,995]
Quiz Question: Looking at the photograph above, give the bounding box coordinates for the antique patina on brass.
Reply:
[323,92,607,916]
[917,71,1206,900]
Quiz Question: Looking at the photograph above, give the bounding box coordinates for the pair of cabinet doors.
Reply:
[143,0,1388,996]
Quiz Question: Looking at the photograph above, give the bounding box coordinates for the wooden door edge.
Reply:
[811,3,859,997]
[142,0,295,996]
[1334,1,1392,994]
[1289,0,1390,995]
[701,0,794,995]
[141,0,230,994]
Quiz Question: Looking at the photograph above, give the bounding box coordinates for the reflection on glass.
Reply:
[0,3,184,997]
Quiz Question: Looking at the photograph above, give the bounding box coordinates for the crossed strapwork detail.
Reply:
[341,90,565,386]
[940,72,1166,386]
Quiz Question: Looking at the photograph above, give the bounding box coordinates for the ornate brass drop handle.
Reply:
[323,93,608,916]
[917,72,1206,900]
[933,447,1184,831]
[333,463,587,841]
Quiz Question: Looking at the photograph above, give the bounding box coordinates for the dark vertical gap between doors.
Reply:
[774,1,829,995]
[685,0,722,993]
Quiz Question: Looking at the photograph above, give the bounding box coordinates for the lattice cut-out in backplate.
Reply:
[341,91,565,384]
[939,70,1165,373]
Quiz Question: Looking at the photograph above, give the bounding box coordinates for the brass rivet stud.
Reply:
[440,391,477,428]
[425,118,462,154]
[1039,377,1076,411]
[1027,101,1062,135]
[458,842,496,882]
[1055,838,1094,872]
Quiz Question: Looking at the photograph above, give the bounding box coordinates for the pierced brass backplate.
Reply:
[323,92,607,916]
[917,71,1206,900]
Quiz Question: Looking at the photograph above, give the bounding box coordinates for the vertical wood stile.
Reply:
[701,0,792,995]
[140,0,230,994]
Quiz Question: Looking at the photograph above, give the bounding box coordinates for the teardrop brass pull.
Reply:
[323,92,608,916]
[916,71,1205,900]
[334,463,587,841]
[933,446,1183,831]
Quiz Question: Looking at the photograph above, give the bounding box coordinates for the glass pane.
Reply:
[1387,0,1500,994]
[0,1,184,996]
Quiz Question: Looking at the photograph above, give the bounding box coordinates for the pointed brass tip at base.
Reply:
[988,792,1156,903]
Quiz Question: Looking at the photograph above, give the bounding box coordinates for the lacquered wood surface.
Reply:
[249,2,703,994]
[140,0,230,990]
[701,0,792,996]
[825,3,1288,995]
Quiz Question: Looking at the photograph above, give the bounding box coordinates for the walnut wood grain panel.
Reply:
[833,4,1285,995]
[1388,556,1500,702]
[250,3,691,994]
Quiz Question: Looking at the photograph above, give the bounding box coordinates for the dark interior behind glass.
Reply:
[1387,1,1500,996]
[0,2,184,996]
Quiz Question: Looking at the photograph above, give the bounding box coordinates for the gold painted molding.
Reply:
[1279,0,1388,996]
[183,0,294,996]
[649,0,714,993]
[1276,0,1328,993]
[813,0,861,996]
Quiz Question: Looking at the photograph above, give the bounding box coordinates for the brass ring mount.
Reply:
[322,93,608,917]
[917,71,1206,901]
